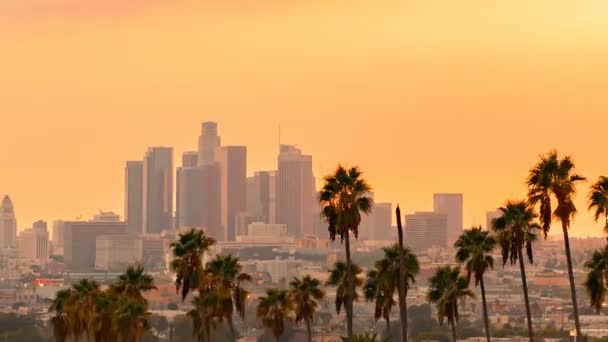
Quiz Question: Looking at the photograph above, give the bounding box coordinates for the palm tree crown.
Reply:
[170,228,216,301]
[325,261,364,315]
[584,248,608,313]
[289,275,325,342]
[589,176,608,233]
[114,264,157,302]
[257,288,293,342]
[454,227,496,285]
[491,201,539,266]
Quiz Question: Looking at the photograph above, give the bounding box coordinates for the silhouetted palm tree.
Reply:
[170,228,216,301]
[319,166,373,339]
[49,289,72,342]
[71,278,101,341]
[492,201,540,341]
[527,151,585,337]
[289,275,325,342]
[113,297,150,342]
[583,248,608,313]
[326,261,364,321]
[257,288,293,342]
[454,227,496,342]
[427,266,474,342]
[114,264,156,303]
[589,176,608,234]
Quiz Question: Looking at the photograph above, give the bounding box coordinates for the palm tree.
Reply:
[427,266,474,342]
[257,288,293,342]
[326,261,364,320]
[170,228,216,301]
[527,151,586,337]
[319,165,373,339]
[491,201,540,341]
[49,289,72,342]
[90,290,119,342]
[113,297,151,342]
[395,205,408,342]
[583,248,608,312]
[204,254,251,339]
[589,176,608,234]
[364,244,419,336]
[289,276,325,342]
[114,264,157,303]
[454,227,496,342]
[71,278,101,341]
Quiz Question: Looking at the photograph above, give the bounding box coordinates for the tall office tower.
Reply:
[52,220,65,256]
[198,121,220,166]
[0,195,17,249]
[358,192,376,240]
[64,221,126,271]
[246,171,277,224]
[486,210,502,230]
[176,166,204,229]
[372,202,393,240]
[143,147,173,234]
[19,221,50,265]
[404,211,448,254]
[201,163,222,240]
[276,145,314,236]
[217,146,247,241]
[125,161,143,234]
[433,193,463,246]
[182,151,198,168]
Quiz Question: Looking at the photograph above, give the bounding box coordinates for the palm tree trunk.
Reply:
[307,319,313,342]
[561,221,582,340]
[396,206,408,342]
[451,302,458,342]
[518,248,534,342]
[385,311,391,333]
[344,230,354,340]
[479,276,491,342]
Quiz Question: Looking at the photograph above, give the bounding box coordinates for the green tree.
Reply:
[454,227,496,342]
[427,266,474,342]
[589,176,608,234]
[289,275,325,342]
[491,201,540,341]
[583,248,608,312]
[325,261,364,319]
[257,288,293,342]
[527,151,586,337]
[319,165,373,339]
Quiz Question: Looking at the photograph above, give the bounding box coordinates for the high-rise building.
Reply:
[405,211,448,254]
[64,221,126,271]
[217,146,247,241]
[201,163,222,239]
[276,145,314,236]
[246,171,276,224]
[19,220,49,265]
[181,151,198,168]
[198,122,220,167]
[125,161,143,234]
[176,165,204,229]
[372,202,393,240]
[0,195,17,249]
[486,209,502,230]
[52,220,65,255]
[433,193,463,246]
[143,147,173,234]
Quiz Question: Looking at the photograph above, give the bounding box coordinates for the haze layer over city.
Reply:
[2,1,608,342]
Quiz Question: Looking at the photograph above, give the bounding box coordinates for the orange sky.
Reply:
[1,0,607,236]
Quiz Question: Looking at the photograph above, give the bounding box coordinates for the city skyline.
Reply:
[2,1,608,236]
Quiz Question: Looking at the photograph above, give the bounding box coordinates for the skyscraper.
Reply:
[372,202,393,240]
[217,146,247,241]
[247,171,277,224]
[181,151,198,168]
[276,145,314,236]
[125,161,143,234]
[405,211,448,254]
[198,121,220,167]
[0,195,17,249]
[486,209,502,230]
[433,193,463,246]
[143,147,173,234]
[19,220,49,265]
[52,220,65,256]
[201,163,222,240]
[176,163,204,229]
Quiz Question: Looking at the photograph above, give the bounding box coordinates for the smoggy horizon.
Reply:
[1,1,607,236]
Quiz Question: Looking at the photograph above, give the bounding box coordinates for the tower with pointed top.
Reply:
[0,196,17,249]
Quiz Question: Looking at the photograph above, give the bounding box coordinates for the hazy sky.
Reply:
[1,0,607,236]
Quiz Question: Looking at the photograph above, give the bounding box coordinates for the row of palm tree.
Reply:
[49,265,156,342]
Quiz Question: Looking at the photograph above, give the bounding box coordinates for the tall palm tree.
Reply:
[395,205,408,342]
[427,266,474,342]
[326,261,364,320]
[527,151,586,337]
[170,228,216,301]
[589,176,608,234]
[319,165,373,339]
[114,264,157,303]
[113,297,151,342]
[49,289,72,342]
[583,248,608,313]
[364,244,419,337]
[90,290,119,342]
[492,201,539,341]
[289,275,325,342]
[454,227,496,342]
[71,278,101,341]
[204,254,251,339]
[257,288,293,342]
